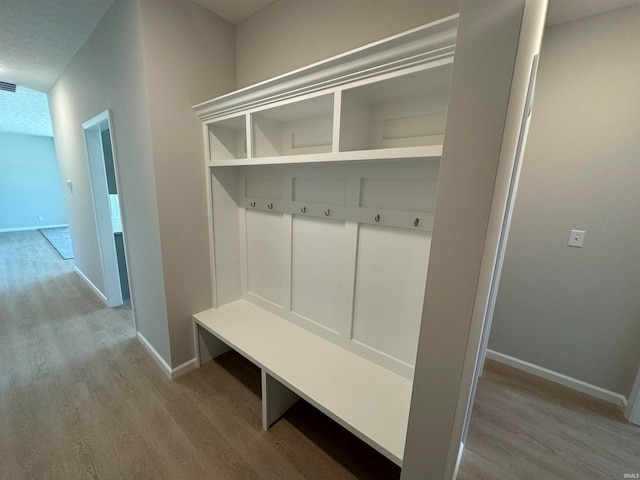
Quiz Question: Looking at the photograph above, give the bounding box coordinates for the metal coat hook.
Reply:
[324,209,331,216]
[268,203,274,210]
[374,214,381,223]
[301,206,307,214]
[250,201,256,208]
[414,218,420,227]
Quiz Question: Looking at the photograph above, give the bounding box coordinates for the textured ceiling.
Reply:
[1,0,638,137]
[0,86,52,137]
[0,0,117,92]
[1,0,638,93]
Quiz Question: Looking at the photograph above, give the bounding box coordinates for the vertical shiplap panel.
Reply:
[291,216,346,333]
[246,209,285,307]
[352,225,431,365]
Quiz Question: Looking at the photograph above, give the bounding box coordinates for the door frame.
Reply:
[626,365,640,425]
[400,1,548,478]
[82,110,130,310]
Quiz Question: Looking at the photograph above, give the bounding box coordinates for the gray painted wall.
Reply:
[49,0,172,361]
[235,0,457,88]
[0,132,67,231]
[48,0,235,368]
[489,5,640,397]
[138,0,235,366]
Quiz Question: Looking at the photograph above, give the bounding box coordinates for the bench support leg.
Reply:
[261,370,300,430]
[193,322,231,367]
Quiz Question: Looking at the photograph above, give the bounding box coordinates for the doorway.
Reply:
[82,110,131,310]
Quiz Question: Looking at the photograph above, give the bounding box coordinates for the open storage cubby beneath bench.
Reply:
[193,14,458,468]
[193,300,412,464]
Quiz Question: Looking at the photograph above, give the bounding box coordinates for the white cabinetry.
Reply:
[193,16,457,466]
[193,1,548,478]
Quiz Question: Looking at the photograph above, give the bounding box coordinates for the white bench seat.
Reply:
[193,299,412,465]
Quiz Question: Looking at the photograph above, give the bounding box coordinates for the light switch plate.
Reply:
[568,229,585,247]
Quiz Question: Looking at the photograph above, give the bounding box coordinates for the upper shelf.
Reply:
[207,146,443,167]
[197,15,458,167]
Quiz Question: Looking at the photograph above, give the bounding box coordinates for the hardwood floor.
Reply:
[459,361,640,480]
[1,230,638,479]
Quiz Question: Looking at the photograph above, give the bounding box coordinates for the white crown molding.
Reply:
[194,14,458,121]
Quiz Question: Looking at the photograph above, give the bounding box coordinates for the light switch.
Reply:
[568,229,585,248]
[66,179,73,193]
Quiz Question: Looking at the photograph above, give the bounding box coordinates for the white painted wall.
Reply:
[489,5,640,397]
[235,0,458,88]
[138,0,235,366]
[48,0,171,361]
[0,132,67,231]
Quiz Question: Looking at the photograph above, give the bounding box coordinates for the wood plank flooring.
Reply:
[1,230,639,479]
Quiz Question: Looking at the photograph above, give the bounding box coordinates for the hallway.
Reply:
[1,230,639,479]
[0,230,399,479]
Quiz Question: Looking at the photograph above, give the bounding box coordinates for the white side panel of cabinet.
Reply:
[253,115,283,157]
[291,216,347,333]
[246,209,285,306]
[352,224,431,365]
[339,93,371,152]
[210,168,242,306]
[402,1,548,478]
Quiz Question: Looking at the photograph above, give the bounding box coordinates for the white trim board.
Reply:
[74,266,108,306]
[136,332,197,379]
[0,224,69,233]
[625,367,640,426]
[171,358,198,379]
[486,349,628,409]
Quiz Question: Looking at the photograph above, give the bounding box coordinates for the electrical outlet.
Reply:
[38,216,44,222]
[568,229,585,248]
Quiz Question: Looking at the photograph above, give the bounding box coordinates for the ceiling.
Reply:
[1,0,638,93]
[0,0,273,93]
[0,85,53,136]
[0,0,117,92]
[0,0,638,137]
[192,0,275,25]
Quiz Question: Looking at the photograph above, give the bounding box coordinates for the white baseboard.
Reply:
[136,331,198,379]
[73,266,108,306]
[136,331,172,377]
[0,224,69,233]
[486,349,628,409]
[171,358,198,379]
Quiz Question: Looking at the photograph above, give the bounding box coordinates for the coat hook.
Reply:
[301,206,307,214]
[414,218,420,227]
[250,201,256,208]
[374,214,381,223]
[268,203,273,209]
[324,209,331,216]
